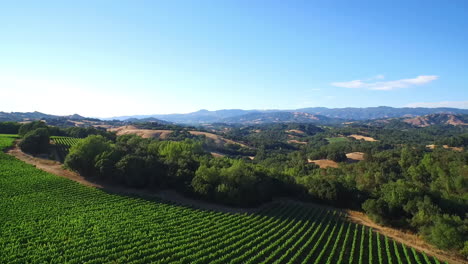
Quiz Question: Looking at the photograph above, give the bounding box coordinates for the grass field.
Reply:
[0,136,445,264]
[0,134,19,138]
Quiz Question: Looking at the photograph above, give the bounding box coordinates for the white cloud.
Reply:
[405,101,468,109]
[331,75,438,91]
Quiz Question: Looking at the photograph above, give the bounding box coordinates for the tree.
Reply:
[362,199,388,224]
[18,121,47,137]
[423,214,466,251]
[116,155,147,188]
[65,135,112,176]
[19,128,50,154]
[327,151,347,162]
[0,122,21,134]
[192,164,219,198]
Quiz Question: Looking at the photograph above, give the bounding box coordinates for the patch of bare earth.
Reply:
[348,134,378,142]
[307,159,339,168]
[286,129,305,134]
[210,152,225,158]
[426,144,464,152]
[7,146,102,189]
[287,139,307,145]
[5,143,464,263]
[447,115,468,126]
[346,152,365,161]
[188,131,250,148]
[404,116,430,127]
[109,125,174,139]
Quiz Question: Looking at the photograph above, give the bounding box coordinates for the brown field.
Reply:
[426,144,464,152]
[287,139,307,145]
[346,152,365,161]
[108,125,173,139]
[210,152,225,158]
[188,131,250,148]
[348,134,378,142]
[307,159,339,168]
[404,114,467,127]
[108,126,250,148]
[286,129,305,134]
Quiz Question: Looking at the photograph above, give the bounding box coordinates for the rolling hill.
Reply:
[106,107,468,124]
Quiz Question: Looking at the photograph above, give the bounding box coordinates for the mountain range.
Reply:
[2,107,468,126]
[106,106,468,124]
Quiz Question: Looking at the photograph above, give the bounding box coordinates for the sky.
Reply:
[1,0,467,117]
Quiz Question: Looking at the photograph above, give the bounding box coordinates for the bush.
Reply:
[422,214,466,251]
[65,135,112,176]
[19,128,50,154]
[18,121,47,137]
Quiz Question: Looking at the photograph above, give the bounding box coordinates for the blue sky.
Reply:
[1,0,467,117]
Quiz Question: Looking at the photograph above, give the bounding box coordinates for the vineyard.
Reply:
[51,136,82,147]
[0,136,447,264]
[51,136,81,161]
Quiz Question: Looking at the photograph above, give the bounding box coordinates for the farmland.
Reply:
[50,136,81,161]
[0,136,447,263]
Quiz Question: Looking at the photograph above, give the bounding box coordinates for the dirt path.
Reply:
[7,146,103,189]
[346,211,465,264]
[6,144,465,264]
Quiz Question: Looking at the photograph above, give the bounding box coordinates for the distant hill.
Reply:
[106,106,468,124]
[0,111,95,122]
[107,109,262,123]
[402,113,468,127]
[4,107,468,126]
[221,112,342,124]
[296,106,468,120]
[123,117,172,124]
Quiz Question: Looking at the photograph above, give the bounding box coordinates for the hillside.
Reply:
[297,106,468,120]
[105,107,468,124]
[221,112,341,124]
[403,113,468,127]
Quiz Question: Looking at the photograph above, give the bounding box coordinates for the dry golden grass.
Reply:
[346,152,365,161]
[188,131,250,148]
[108,126,251,148]
[287,139,307,145]
[108,126,173,139]
[286,129,305,134]
[210,152,225,158]
[348,134,378,142]
[426,144,464,152]
[307,159,339,168]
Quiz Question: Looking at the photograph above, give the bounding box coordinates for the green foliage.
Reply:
[0,121,21,134]
[326,137,348,144]
[64,126,116,140]
[192,159,285,206]
[422,214,467,251]
[116,154,148,188]
[65,135,112,175]
[18,128,50,154]
[362,199,388,224]
[18,121,47,136]
[300,176,339,201]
